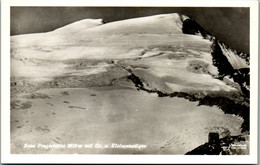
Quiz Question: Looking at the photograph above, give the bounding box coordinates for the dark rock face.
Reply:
[182,19,209,38]
[127,73,144,88]
[208,132,220,143]
[233,68,250,97]
[211,40,235,78]
[186,142,222,155]
[182,19,200,34]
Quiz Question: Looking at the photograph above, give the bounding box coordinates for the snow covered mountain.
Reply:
[11,13,249,97]
[10,13,250,155]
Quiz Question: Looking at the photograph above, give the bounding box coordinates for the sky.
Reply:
[11,7,249,54]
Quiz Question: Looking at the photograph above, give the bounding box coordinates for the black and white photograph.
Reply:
[1,0,258,164]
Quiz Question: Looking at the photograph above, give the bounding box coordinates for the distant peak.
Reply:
[53,18,104,33]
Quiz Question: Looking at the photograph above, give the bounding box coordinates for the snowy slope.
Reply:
[219,43,249,69]
[53,19,103,33]
[11,13,237,93]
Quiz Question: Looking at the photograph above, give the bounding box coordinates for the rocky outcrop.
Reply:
[185,133,247,155]
[211,40,235,78]
[182,18,210,39]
